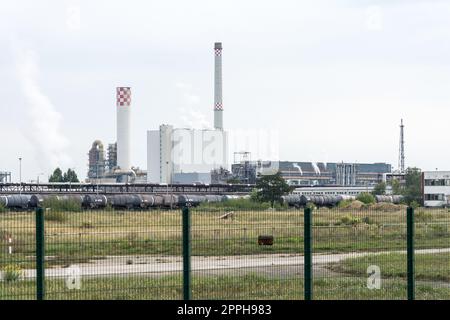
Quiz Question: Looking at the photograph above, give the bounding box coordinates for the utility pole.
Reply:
[19,157,22,195]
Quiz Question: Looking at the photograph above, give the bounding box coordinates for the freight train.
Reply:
[281,194,404,208]
[0,193,404,211]
[0,194,250,211]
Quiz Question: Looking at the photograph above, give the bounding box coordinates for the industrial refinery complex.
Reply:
[0,42,448,208]
[83,42,395,188]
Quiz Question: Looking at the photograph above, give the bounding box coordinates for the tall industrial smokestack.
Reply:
[116,87,131,170]
[214,42,223,130]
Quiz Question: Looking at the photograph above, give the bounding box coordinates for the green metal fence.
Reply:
[0,205,449,300]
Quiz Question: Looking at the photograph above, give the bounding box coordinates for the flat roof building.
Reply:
[422,171,450,207]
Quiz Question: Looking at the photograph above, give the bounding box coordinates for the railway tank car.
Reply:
[162,194,179,208]
[0,195,32,210]
[375,195,404,204]
[106,195,142,209]
[82,195,108,209]
[29,194,85,208]
[178,194,206,207]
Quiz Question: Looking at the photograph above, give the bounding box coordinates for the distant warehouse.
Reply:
[422,171,450,207]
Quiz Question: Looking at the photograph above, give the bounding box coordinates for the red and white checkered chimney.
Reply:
[214,42,223,130]
[116,87,131,170]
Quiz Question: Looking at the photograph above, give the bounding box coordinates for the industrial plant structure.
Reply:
[422,171,450,207]
[87,87,145,183]
[147,42,228,184]
[231,161,392,186]
[0,171,11,183]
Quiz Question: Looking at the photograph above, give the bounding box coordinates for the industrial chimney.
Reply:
[116,87,131,170]
[214,42,223,130]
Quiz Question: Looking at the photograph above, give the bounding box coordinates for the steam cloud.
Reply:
[14,46,72,171]
[176,82,212,129]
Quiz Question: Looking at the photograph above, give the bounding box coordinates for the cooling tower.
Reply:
[116,87,131,170]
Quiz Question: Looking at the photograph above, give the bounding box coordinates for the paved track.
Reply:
[17,248,450,279]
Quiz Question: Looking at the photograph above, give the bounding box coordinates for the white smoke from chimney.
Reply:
[176,82,212,129]
[312,162,321,175]
[13,45,71,170]
[292,163,303,175]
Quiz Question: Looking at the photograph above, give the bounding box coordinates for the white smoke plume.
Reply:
[176,82,212,129]
[292,162,303,175]
[14,46,72,171]
[312,162,321,175]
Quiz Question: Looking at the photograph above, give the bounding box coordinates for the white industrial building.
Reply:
[147,42,228,184]
[147,125,228,183]
[422,171,450,207]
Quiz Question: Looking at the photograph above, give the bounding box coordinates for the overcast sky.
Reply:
[1,0,450,182]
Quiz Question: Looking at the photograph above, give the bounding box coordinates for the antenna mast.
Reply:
[398,119,405,173]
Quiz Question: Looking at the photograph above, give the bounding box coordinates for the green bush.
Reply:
[338,200,353,209]
[362,216,375,225]
[356,193,376,205]
[431,225,449,237]
[410,201,421,209]
[44,209,68,223]
[42,196,81,212]
[415,210,432,222]
[80,221,94,229]
[306,202,317,210]
[337,214,361,226]
[0,202,7,213]
[2,264,23,282]
[197,198,272,211]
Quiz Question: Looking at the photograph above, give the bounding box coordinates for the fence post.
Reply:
[182,206,191,300]
[304,207,312,300]
[407,206,415,300]
[35,207,45,300]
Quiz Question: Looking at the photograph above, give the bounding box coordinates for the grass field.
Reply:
[329,252,450,282]
[0,206,449,300]
[0,207,449,269]
[1,274,449,300]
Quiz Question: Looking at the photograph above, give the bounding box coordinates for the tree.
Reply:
[49,168,80,183]
[63,168,79,183]
[49,168,64,182]
[391,179,402,195]
[403,167,422,205]
[356,192,376,204]
[254,172,294,207]
[372,182,386,195]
